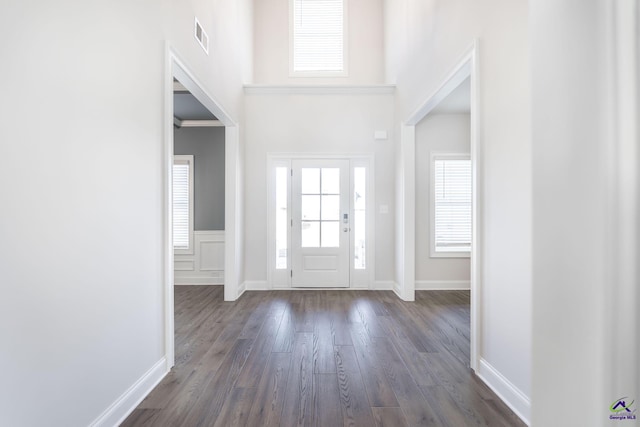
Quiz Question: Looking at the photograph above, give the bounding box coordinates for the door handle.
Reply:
[343,227,350,232]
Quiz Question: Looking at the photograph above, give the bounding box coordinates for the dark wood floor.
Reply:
[122,287,524,426]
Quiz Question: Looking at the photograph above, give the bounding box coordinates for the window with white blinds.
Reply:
[291,0,345,73]
[173,155,193,253]
[432,156,471,255]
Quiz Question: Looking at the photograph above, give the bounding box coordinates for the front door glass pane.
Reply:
[321,168,340,194]
[301,195,320,220]
[321,195,340,220]
[301,221,320,247]
[301,168,320,194]
[321,221,340,247]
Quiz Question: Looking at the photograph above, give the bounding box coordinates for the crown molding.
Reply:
[243,84,396,95]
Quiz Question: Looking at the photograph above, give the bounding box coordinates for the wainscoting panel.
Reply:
[174,230,224,285]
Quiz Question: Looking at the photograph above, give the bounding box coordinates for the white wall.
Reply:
[531,0,639,425]
[384,0,532,419]
[243,90,395,284]
[253,0,384,84]
[0,0,252,425]
[415,114,471,283]
[175,231,225,285]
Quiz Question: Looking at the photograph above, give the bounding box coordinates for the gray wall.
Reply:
[174,127,225,230]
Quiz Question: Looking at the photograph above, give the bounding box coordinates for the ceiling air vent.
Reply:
[194,17,209,55]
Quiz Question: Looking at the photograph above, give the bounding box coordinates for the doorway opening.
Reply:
[164,48,241,369]
[402,41,480,371]
[172,79,226,287]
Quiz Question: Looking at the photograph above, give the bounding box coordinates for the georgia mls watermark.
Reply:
[610,397,637,421]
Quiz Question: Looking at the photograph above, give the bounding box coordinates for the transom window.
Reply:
[291,0,346,74]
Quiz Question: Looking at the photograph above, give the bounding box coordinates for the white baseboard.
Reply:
[175,280,223,286]
[244,281,269,291]
[241,281,398,291]
[415,280,470,290]
[89,357,167,427]
[476,358,530,426]
[373,281,396,290]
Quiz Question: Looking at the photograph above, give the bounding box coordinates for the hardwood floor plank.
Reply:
[141,370,216,426]
[272,305,296,353]
[180,338,254,426]
[190,321,245,374]
[314,312,337,374]
[373,337,441,426]
[238,300,270,339]
[335,345,376,427]
[371,407,409,427]
[246,352,292,427]
[119,409,160,427]
[212,387,257,427]
[420,384,480,426]
[377,316,437,389]
[355,298,387,338]
[349,323,399,407]
[314,373,343,427]
[235,309,284,388]
[328,291,353,346]
[281,332,315,426]
[293,293,315,333]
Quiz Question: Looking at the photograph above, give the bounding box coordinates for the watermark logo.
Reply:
[610,397,637,421]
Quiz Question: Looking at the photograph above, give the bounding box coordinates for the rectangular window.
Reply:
[432,155,471,256]
[353,167,366,269]
[291,0,346,74]
[173,155,194,253]
[275,167,288,269]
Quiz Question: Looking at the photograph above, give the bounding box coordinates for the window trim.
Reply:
[430,152,471,258]
[173,154,194,255]
[289,0,349,77]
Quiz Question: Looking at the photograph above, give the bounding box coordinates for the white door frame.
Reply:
[399,40,481,371]
[163,45,242,369]
[267,153,375,290]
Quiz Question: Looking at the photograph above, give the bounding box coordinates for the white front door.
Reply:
[291,159,350,287]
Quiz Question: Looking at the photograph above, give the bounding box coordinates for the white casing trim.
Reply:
[415,280,471,290]
[89,358,167,427]
[477,358,531,426]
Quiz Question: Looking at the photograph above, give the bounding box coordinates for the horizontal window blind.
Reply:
[292,0,344,72]
[434,159,471,252]
[173,160,191,250]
